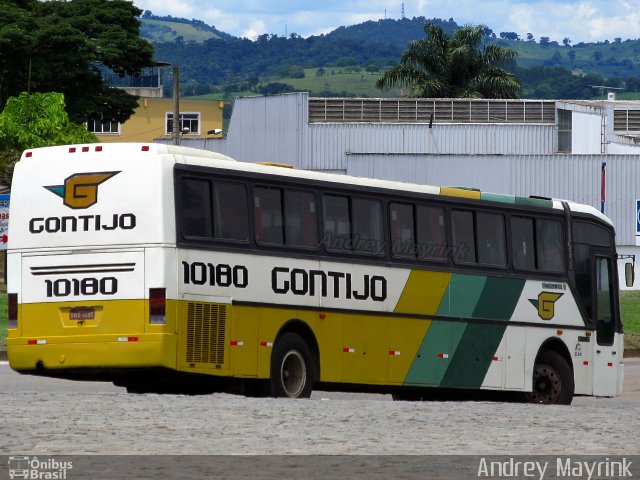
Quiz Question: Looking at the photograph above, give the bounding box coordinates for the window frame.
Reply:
[87,118,121,135]
[322,193,385,257]
[166,112,201,135]
[174,165,588,285]
[451,208,508,268]
[510,214,566,274]
[252,186,320,250]
[177,175,250,245]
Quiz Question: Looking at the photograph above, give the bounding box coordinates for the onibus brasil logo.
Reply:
[8,456,73,479]
[45,171,120,209]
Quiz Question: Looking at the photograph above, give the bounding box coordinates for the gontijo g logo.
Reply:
[529,291,564,320]
[45,171,120,209]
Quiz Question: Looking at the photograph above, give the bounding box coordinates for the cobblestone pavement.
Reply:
[1,360,639,456]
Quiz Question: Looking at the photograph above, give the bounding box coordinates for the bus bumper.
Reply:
[6,334,177,373]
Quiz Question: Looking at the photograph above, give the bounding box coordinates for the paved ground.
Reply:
[1,359,639,457]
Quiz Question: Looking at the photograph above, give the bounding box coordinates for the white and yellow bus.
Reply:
[6,143,631,404]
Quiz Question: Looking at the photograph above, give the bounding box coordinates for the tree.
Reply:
[562,37,571,47]
[626,76,640,92]
[0,0,154,124]
[500,32,520,41]
[527,33,535,42]
[0,91,96,183]
[376,23,521,98]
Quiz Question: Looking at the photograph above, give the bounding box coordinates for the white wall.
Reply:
[572,111,603,154]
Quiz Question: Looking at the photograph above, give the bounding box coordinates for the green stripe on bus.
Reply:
[441,323,507,388]
[473,277,526,321]
[515,197,553,208]
[480,192,516,204]
[404,321,467,386]
[437,274,486,318]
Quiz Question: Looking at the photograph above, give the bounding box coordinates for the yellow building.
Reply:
[90,97,225,143]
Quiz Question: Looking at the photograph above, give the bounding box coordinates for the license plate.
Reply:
[70,308,95,320]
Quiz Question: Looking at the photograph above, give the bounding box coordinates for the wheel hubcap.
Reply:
[280,350,306,397]
[528,364,561,404]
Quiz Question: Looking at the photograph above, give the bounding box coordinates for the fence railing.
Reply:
[308,98,557,124]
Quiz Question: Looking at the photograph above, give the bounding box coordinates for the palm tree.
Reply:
[376,23,521,98]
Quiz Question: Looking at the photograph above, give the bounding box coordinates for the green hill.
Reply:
[140,18,222,43]
[146,15,640,100]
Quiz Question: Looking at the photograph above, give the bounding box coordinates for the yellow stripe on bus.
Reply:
[394,270,451,315]
[440,187,482,199]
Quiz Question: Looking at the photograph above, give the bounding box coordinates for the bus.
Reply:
[6,143,632,404]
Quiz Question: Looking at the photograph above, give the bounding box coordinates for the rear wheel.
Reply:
[526,350,574,405]
[270,333,314,398]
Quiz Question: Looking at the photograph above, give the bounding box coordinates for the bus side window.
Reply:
[511,216,536,270]
[477,212,507,266]
[284,190,318,248]
[323,195,351,252]
[351,198,384,255]
[536,219,564,272]
[417,205,446,261]
[452,210,477,264]
[390,202,415,258]
[212,182,249,241]
[181,178,213,238]
[254,187,284,245]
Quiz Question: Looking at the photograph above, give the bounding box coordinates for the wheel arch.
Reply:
[273,319,320,382]
[536,337,574,373]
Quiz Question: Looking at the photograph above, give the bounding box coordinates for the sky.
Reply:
[132,0,640,44]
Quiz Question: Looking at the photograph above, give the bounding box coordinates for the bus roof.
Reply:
[20,143,611,225]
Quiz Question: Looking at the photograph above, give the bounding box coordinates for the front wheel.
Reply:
[270,333,314,398]
[526,350,574,405]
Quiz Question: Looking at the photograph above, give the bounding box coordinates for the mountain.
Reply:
[326,17,462,50]
[139,12,234,44]
[138,15,640,99]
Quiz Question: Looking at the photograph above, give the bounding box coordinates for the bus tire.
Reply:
[526,350,574,405]
[270,332,314,398]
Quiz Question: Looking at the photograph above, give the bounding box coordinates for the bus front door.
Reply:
[592,255,624,397]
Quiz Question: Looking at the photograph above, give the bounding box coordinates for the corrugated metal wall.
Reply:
[175,94,555,170]
[347,153,640,246]
[218,93,309,165]
[307,123,555,171]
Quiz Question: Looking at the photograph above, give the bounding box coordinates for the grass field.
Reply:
[620,291,640,349]
[280,68,399,97]
[0,292,638,349]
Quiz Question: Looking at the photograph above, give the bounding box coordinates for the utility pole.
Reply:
[172,66,180,146]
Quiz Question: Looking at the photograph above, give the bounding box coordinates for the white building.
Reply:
[172,92,640,288]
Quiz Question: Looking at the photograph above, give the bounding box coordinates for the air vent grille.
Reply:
[186,303,226,364]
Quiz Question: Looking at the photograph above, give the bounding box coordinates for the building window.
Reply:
[166,112,200,135]
[557,109,572,153]
[87,119,120,134]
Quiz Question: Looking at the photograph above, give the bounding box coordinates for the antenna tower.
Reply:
[401,3,405,19]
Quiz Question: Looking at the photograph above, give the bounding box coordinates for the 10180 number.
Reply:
[45,277,118,297]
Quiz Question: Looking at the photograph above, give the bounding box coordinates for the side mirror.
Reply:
[625,262,635,288]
